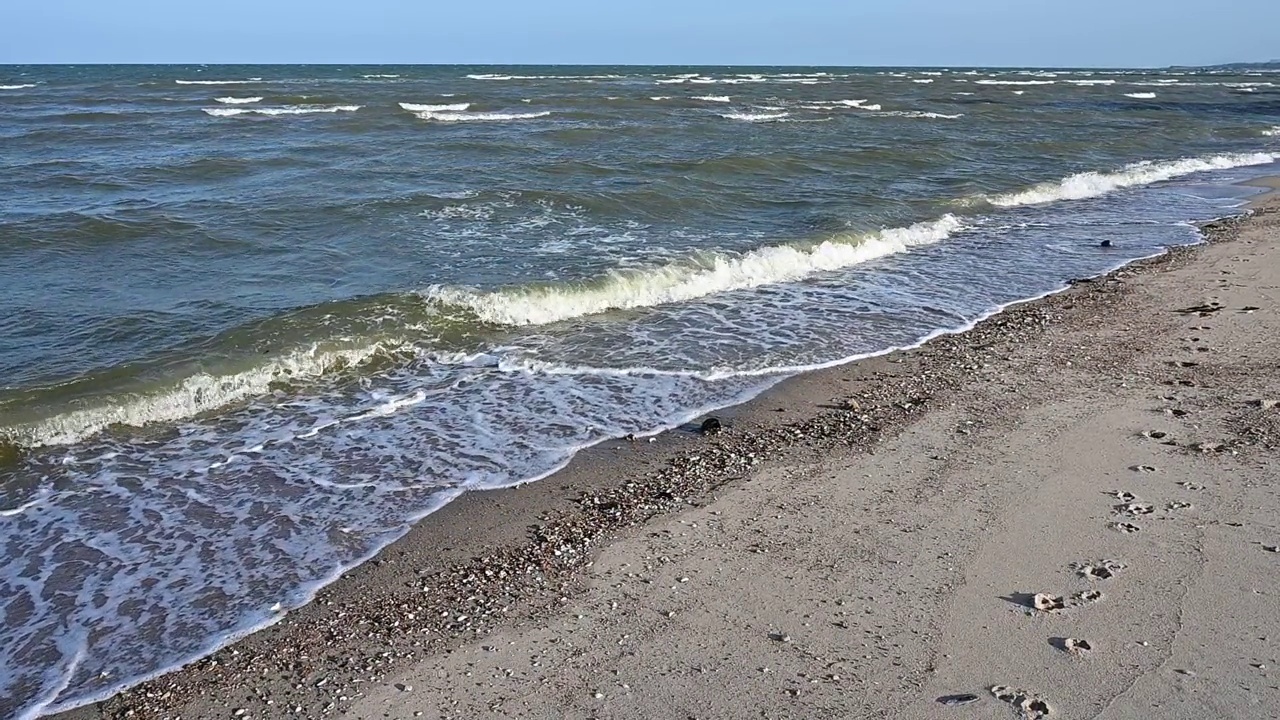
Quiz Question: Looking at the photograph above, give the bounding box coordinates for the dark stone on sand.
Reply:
[700,417,723,435]
[937,694,980,707]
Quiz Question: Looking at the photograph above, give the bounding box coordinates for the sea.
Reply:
[1,64,1278,717]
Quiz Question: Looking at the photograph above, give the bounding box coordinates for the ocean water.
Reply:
[1,63,1278,717]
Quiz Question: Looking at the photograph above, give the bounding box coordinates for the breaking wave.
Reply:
[975,79,1056,86]
[420,216,964,327]
[1265,127,1280,137]
[693,95,732,103]
[214,97,264,104]
[398,102,471,112]
[176,79,261,85]
[407,109,551,122]
[720,111,790,122]
[985,152,1279,208]
[1124,92,1158,99]
[0,83,36,90]
[203,105,361,117]
[2,341,409,448]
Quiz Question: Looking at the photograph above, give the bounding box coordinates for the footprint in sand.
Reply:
[1073,560,1126,580]
[1109,491,1139,502]
[1131,465,1158,473]
[1070,590,1104,606]
[1111,522,1142,534]
[991,686,1052,719]
[1117,502,1155,516]
[1166,501,1193,511]
[1178,481,1206,491]
[1051,637,1093,656]
[1032,593,1067,612]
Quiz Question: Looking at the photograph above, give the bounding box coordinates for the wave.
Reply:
[407,109,551,122]
[2,341,408,448]
[420,215,964,327]
[1265,127,1280,137]
[985,152,1279,208]
[214,97,263,104]
[650,96,672,101]
[176,79,261,85]
[720,111,790,122]
[362,74,401,78]
[1066,79,1116,86]
[877,111,964,119]
[693,95,731,103]
[975,79,1056,86]
[203,105,360,117]
[0,83,36,90]
[398,102,471,112]
[912,79,935,84]
[1124,92,1158,99]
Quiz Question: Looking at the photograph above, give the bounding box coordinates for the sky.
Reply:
[3,0,1278,67]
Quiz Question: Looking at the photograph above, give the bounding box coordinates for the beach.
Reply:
[50,189,1279,719]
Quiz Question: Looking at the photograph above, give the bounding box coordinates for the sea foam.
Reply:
[214,97,264,104]
[176,79,261,85]
[203,105,360,117]
[399,102,471,112]
[1124,92,1158,99]
[720,111,790,122]
[986,152,1279,208]
[421,216,964,326]
[2,341,405,448]
[0,83,36,90]
[407,109,552,122]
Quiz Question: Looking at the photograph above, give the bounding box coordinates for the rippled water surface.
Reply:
[1,64,1278,717]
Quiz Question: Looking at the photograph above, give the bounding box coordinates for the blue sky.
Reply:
[4,0,1278,67]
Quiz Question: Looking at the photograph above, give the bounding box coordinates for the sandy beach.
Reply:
[58,188,1280,720]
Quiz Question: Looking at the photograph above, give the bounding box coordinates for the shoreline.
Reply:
[51,186,1280,720]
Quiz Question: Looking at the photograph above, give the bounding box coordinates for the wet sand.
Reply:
[59,189,1280,719]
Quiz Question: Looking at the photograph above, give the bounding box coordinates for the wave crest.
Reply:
[2,341,408,448]
[420,216,964,327]
[203,105,360,117]
[407,109,551,122]
[214,97,263,104]
[399,102,471,112]
[986,152,1279,207]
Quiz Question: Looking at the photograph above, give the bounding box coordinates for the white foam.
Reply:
[655,78,687,85]
[0,83,36,90]
[986,152,1280,208]
[650,96,672,101]
[408,109,551,122]
[877,111,964,119]
[398,102,471,112]
[203,105,360,117]
[214,96,263,104]
[176,79,260,85]
[693,95,731,103]
[1124,92,1157,99]
[912,79,935,84]
[362,74,400,78]
[1011,90,1026,95]
[3,341,402,447]
[1066,79,1116,85]
[421,215,964,326]
[975,79,1056,86]
[1264,127,1280,137]
[720,111,791,122]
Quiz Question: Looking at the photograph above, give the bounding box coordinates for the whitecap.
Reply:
[1124,92,1157,99]
[203,105,360,117]
[719,111,791,122]
[176,79,260,85]
[0,83,37,90]
[912,79,935,84]
[975,79,1056,86]
[420,216,964,326]
[398,102,471,112]
[214,97,263,104]
[693,95,731,103]
[985,152,1279,208]
[3,341,405,447]
[409,109,552,122]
